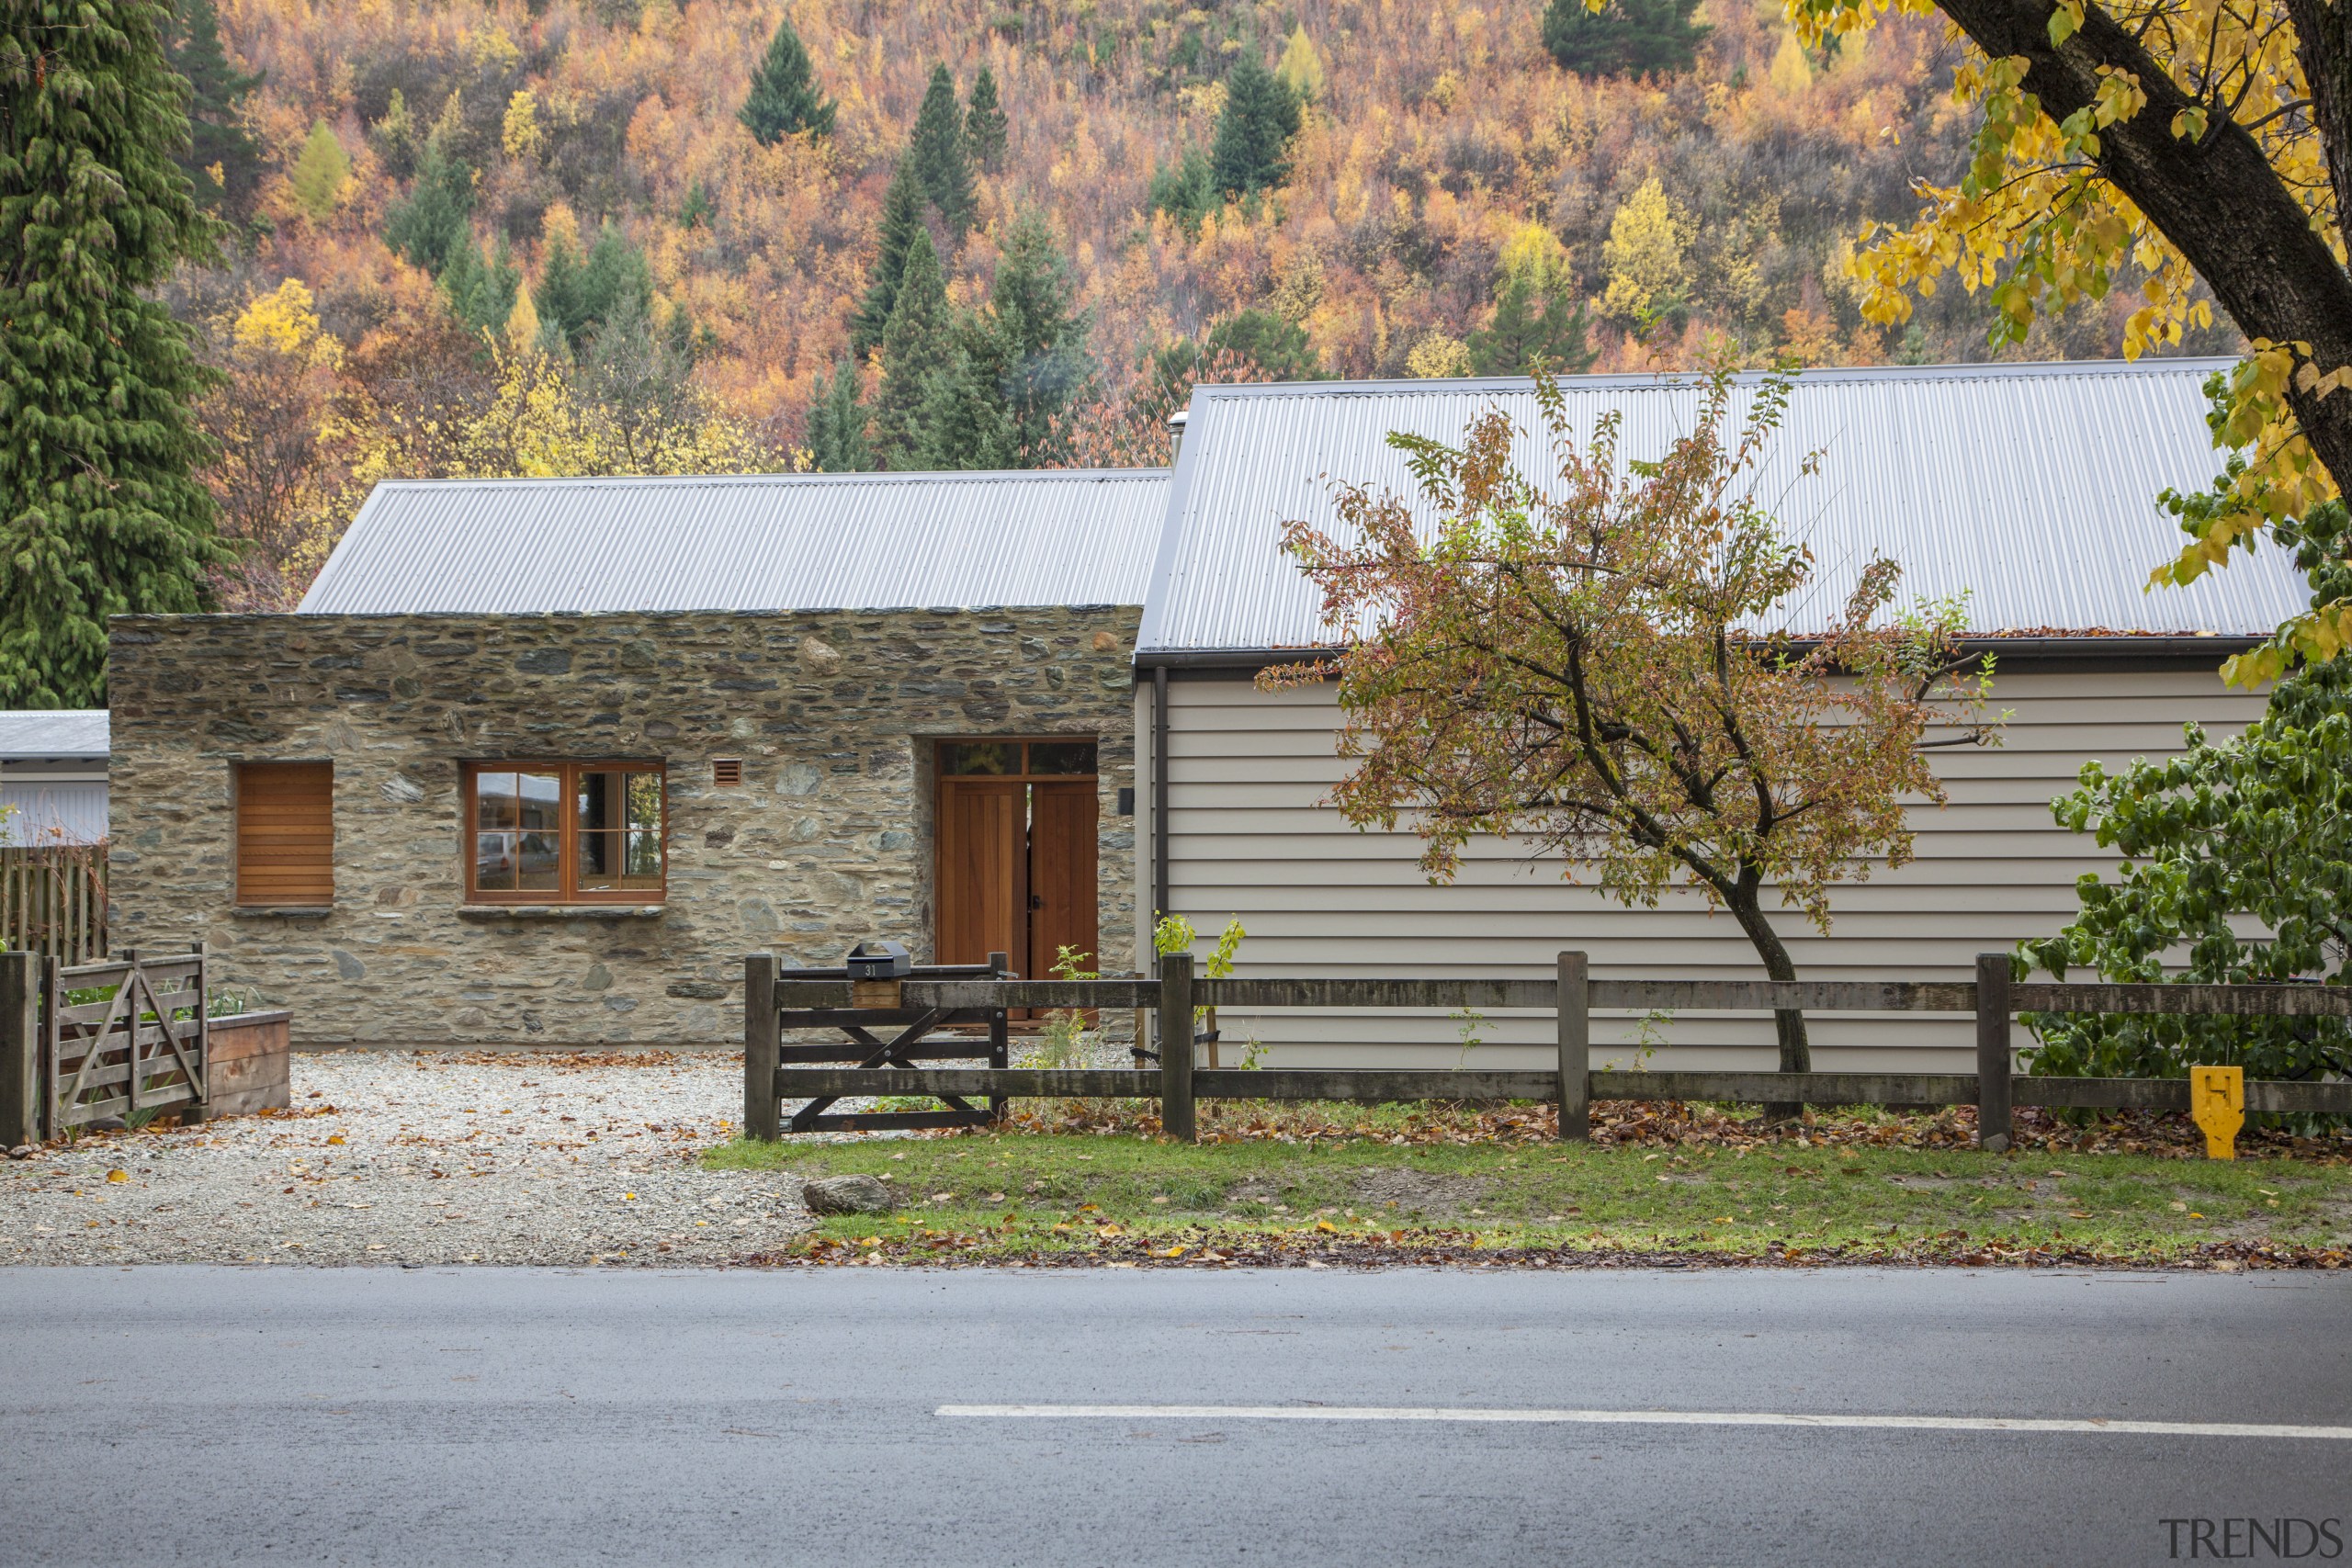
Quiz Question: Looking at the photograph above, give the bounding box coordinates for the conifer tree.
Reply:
[1,0,228,706]
[163,0,263,217]
[850,163,925,356]
[1467,272,1597,376]
[871,228,951,464]
[988,209,1091,458]
[288,118,350,223]
[579,221,653,342]
[908,63,975,237]
[1541,0,1711,77]
[915,320,1016,470]
[804,360,873,471]
[964,65,1008,172]
[1210,53,1302,198]
[739,16,835,144]
[534,227,584,346]
[385,140,474,275]
[442,236,521,338]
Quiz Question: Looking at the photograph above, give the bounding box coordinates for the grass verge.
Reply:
[706,1100,2352,1270]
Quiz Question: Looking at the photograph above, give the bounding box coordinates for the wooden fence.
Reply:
[0,843,107,964]
[0,946,208,1145]
[742,953,2352,1146]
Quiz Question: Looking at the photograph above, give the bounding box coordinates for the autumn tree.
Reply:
[1211,52,1302,197]
[162,0,262,217]
[909,63,976,238]
[289,119,350,223]
[1270,371,1996,1092]
[851,163,925,356]
[1786,0,2352,678]
[198,280,356,609]
[1600,176,1692,326]
[740,15,835,144]
[1544,0,1713,76]
[965,64,1007,171]
[1,0,228,706]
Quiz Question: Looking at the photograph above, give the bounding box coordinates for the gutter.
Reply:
[1134,635,2267,677]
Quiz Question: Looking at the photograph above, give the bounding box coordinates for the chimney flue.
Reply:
[1166,409,1188,464]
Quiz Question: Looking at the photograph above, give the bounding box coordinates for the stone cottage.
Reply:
[106,469,1167,1046]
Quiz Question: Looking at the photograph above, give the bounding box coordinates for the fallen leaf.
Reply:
[325,1134,345,1145]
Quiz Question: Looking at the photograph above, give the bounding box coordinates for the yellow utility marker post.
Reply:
[2189,1066,2245,1160]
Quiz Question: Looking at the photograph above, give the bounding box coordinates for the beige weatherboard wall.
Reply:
[1132,359,2312,1073]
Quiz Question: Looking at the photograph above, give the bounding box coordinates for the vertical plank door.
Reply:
[935,778,1025,967]
[1028,781,1099,981]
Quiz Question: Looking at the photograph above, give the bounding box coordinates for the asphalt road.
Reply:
[4,1266,2347,1567]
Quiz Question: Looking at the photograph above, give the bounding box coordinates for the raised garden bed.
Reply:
[206,1010,292,1119]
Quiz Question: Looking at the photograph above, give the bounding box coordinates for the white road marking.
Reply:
[936,1404,2352,1440]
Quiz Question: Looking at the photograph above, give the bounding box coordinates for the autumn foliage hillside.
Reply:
[181,0,2236,604]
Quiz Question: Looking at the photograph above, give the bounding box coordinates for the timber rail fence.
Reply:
[0,843,107,965]
[743,953,2352,1147]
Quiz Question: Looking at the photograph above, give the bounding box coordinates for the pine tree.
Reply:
[988,209,1091,459]
[1,0,228,706]
[288,118,350,223]
[1467,271,1597,376]
[443,236,520,337]
[916,319,1017,470]
[849,163,925,356]
[907,63,975,238]
[964,65,1008,172]
[534,228,586,348]
[384,140,473,275]
[871,228,951,464]
[804,360,873,471]
[579,221,653,344]
[162,0,263,217]
[739,16,835,144]
[1541,0,1711,77]
[1210,53,1302,198]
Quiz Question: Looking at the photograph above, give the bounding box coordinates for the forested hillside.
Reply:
[174,0,2237,605]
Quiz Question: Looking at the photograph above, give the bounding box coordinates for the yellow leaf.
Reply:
[106,1168,128,1183]
[1314,1218,1338,1233]
[325,1134,345,1145]
[1096,1224,1124,1238]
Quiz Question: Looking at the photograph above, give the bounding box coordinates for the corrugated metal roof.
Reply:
[298,468,1170,615]
[0,710,108,761]
[1137,357,2313,654]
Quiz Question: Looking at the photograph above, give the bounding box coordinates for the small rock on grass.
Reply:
[802,1174,896,1215]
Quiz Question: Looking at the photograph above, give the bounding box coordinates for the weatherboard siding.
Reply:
[1149,668,2267,1073]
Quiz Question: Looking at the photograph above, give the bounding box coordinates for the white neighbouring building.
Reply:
[0,710,109,846]
[1130,358,2311,1072]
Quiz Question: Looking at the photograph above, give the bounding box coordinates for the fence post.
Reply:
[1160,953,1195,1143]
[1556,951,1589,1143]
[743,952,779,1141]
[183,941,209,1124]
[1974,952,2012,1154]
[0,950,37,1147]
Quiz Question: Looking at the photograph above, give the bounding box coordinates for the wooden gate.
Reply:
[0,843,107,964]
[42,947,209,1137]
[751,954,1012,1134]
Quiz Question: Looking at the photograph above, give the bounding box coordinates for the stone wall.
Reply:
[107,609,1140,1044]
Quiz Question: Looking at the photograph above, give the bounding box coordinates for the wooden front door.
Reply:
[933,740,1098,979]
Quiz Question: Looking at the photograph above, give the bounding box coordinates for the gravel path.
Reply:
[0,1051,829,1267]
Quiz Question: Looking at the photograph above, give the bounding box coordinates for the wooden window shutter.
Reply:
[712,759,743,788]
[236,762,334,907]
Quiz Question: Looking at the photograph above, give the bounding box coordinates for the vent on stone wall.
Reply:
[712,759,744,788]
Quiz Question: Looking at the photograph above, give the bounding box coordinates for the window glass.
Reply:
[939,741,1020,776]
[1026,740,1098,775]
[577,768,664,892]
[470,763,663,901]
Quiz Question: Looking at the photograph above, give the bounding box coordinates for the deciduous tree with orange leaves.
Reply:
[1269,370,1996,1096]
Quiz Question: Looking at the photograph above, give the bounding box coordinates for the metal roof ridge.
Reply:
[1185,355,2242,402]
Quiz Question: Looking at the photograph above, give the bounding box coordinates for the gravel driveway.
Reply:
[0,1051,821,1267]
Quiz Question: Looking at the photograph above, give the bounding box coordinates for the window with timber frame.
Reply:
[464,761,666,904]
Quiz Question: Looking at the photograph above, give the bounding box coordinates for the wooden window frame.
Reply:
[461,760,668,906]
[933,737,1100,782]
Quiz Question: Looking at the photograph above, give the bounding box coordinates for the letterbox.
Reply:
[845,941,910,980]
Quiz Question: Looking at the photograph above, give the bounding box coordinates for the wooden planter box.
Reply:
[205,1011,292,1119]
